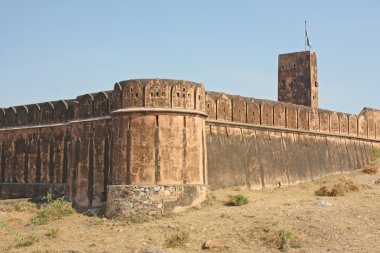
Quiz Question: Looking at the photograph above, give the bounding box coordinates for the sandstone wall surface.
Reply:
[0,79,207,210]
[1,79,380,208]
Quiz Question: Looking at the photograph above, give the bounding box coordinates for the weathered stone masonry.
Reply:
[1,51,380,216]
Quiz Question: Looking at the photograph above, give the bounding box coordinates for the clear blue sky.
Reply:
[1,0,379,114]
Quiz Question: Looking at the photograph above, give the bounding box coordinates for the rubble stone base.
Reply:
[106,184,208,218]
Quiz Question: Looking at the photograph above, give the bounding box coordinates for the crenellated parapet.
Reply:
[204,90,380,140]
[110,79,206,112]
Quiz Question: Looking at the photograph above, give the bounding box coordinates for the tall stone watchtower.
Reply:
[278,51,318,108]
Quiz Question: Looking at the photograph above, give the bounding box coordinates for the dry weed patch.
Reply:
[164,231,189,248]
[45,228,60,238]
[315,178,360,196]
[258,226,302,252]
[362,166,378,175]
[16,234,38,248]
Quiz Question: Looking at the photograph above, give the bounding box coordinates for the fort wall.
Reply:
[0,79,379,214]
[0,79,208,213]
[204,92,380,188]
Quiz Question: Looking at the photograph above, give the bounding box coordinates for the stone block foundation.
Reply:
[106,184,208,218]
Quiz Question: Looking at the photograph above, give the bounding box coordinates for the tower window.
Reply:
[281,65,284,69]
[293,64,296,68]
[315,81,318,87]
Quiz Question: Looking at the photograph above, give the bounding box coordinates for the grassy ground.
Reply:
[0,162,379,253]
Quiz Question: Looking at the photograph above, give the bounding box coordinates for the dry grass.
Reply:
[45,228,60,239]
[259,226,303,252]
[164,231,190,248]
[30,195,74,226]
[16,234,39,248]
[362,166,378,175]
[315,178,360,196]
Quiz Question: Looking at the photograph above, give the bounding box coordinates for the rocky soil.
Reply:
[1,163,380,253]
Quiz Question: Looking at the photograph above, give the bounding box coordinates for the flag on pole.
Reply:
[305,20,312,50]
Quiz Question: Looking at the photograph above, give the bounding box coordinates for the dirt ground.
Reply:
[1,163,380,253]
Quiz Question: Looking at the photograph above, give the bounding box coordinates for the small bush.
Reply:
[370,149,380,161]
[16,235,38,248]
[315,179,359,197]
[12,201,36,212]
[164,231,189,248]
[261,228,302,252]
[226,194,249,206]
[202,194,216,206]
[362,166,378,175]
[128,214,150,224]
[30,195,74,226]
[0,220,10,231]
[45,228,60,238]
[91,216,106,225]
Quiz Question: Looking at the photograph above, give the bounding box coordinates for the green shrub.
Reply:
[371,149,380,161]
[16,235,38,248]
[226,194,249,206]
[30,195,74,226]
[164,231,189,248]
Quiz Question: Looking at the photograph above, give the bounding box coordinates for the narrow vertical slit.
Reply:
[62,135,68,183]
[12,141,17,182]
[126,129,132,184]
[103,136,109,201]
[155,115,159,127]
[88,137,94,207]
[36,139,41,183]
[1,142,5,182]
[49,139,54,183]
[72,139,81,202]
[24,144,29,183]
[183,116,186,128]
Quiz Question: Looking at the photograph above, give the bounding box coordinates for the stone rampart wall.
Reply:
[206,120,380,189]
[205,91,380,189]
[0,79,207,209]
[205,92,380,139]
[1,80,380,209]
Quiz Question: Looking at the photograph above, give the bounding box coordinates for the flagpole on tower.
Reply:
[304,20,307,51]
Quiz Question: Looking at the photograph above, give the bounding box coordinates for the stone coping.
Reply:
[107,183,208,188]
[206,119,380,143]
[0,116,111,132]
[111,107,208,117]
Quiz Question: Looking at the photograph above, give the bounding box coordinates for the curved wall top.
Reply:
[114,79,206,112]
